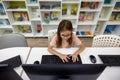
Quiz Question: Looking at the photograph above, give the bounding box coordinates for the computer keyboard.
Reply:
[0,55,22,68]
[99,55,120,66]
[41,55,82,64]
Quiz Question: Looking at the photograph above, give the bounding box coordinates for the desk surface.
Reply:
[22,47,120,80]
[0,47,31,76]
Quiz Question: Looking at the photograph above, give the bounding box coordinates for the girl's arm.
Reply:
[72,43,85,62]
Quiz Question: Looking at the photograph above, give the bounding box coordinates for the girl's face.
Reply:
[60,30,72,40]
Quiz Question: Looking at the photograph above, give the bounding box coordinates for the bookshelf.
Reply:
[0,0,120,37]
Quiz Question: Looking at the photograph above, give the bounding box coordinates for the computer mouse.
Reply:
[89,55,96,63]
[34,61,40,64]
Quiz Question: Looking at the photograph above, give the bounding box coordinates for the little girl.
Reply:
[48,20,85,63]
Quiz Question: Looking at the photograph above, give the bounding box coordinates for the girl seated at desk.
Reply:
[48,20,85,63]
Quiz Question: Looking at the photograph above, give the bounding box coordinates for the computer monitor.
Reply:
[0,64,23,80]
[22,64,106,80]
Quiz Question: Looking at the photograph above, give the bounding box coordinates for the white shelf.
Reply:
[98,18,108,21]
[0,0,120,37]
[40,9,61,12]
[0,25,12,29]
[82,0,103,2]
[62,15,77,19]
[78,22,96,25]
[12,21,31,25]
[42,21,60,25]
[80,9,100,12]
[62,1,79,4]
[112,9,120,12]
[30,18,41,21]
[2,0,25,1]
[6,9,27,11]
[107,21,120,25]
[27,3,39,7]
[39,0,61,2]
[77,35,94,37]
[0,15,8,19]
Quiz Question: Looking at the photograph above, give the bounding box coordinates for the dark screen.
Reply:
[22,64,106,80]
[0,64,23,80]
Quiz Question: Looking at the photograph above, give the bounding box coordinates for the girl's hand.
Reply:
[58,54,70,63]
[71,54,79,62]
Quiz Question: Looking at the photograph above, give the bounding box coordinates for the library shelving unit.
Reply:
[0,0,12,35]
[0,0,120,37]
[96,0,120,36]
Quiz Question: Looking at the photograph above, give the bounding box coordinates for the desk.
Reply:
[21,47,120,80]
[0,47,31,76]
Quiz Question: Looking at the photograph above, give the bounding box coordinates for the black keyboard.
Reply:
[0,55,22,68]
[99,55,120,66]
[41,55,82,64]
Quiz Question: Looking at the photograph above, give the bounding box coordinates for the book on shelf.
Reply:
[80,31,92,35]
[86,31,92,35]
[79,12,94,21]
[104,25,116,34]
[50,11,59,21]
[85,12,94,21]
[116,13,120,21]
[71,5,78,15]
[30,0,37,4]
[62,5,67,15]
[37,24,42,33]
[109,12,120,21]
[43,12,50,23]
[0,3,6,15]
[18,25,32,33]
[8,1,26,9]
[40,5,50,9]
[104,0,111,4]
[81,2,99,9]
[79,12,85,22]
[13,12,29,22]
[3,30,13,34]
[0,19,10,25]
[52,4,61,9]
[114,2,120,10]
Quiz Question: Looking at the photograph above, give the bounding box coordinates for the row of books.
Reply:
[62,5,78,15]
[18,25,32,33]
[43,11,59,23]
[81,2,99,9]
[7,1,26,9]
[40,4,60,10]
[0,19,10,25]
[18,24,42,33]
[13,11,29,22]
[104,25,116,34]
[0,3,6,15]
[29,0,37,4]
[76,31,92,36]
[109,12,120,21]
[79,12,94,22]
[114,2,120,10]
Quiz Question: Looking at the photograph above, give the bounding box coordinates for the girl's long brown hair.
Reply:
[56,20,73,48]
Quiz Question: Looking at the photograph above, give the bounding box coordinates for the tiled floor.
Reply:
[26,37,93,47]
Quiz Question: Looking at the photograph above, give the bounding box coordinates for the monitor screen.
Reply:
[0,64,23,80]
[22,64,106,80]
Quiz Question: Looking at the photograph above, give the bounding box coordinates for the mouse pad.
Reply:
[41,55,82,64]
